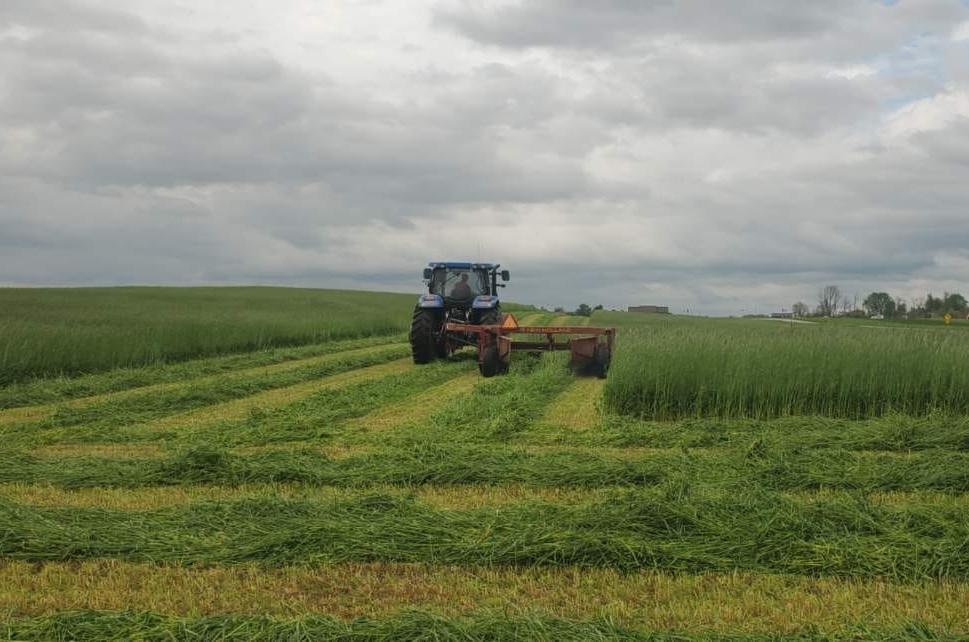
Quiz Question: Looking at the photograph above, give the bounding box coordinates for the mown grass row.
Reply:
[3,358,474,450]
[539,412,969,452]
[381,352,575,444]
[5,488,969,579]
[0,334,406,411]
[3,351,575,450]
[0,346,411,442]
[598,311,969,419]
[0,610,951,641]
[5,442,969,492]
[6,482,969,513]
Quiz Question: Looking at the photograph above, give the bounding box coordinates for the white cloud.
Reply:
[952,21,969,42]
[825,64,877,80]
[882,88,969,140]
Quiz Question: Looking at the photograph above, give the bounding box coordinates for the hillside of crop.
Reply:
[0,287,416,384]
[2,300,968,640]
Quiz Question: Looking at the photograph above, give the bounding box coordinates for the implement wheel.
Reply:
[410,308,441,364]
[479,336,508,377]
[593,344,611,379]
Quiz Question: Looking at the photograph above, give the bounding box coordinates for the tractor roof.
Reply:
[428,262,498,270]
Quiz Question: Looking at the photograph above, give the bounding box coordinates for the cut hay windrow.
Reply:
[515,312,545,326]
[542,412,969,452]
[0,445,670,489]
[133,359,415,433]
[4,488,969,580]
[28,444,168,460]
[0,482,605,511]
[149,357,477,447]
[0,351,414,450]
[0,334,407,412]
[0,345,410,438]
[0,342,408,429]
[3,610,953,642]
[4,481,969,513]
[404,353,574,443]
[345,371,482,432]
[2,561,968,636]
[0,340,408,426]
[4,443,969,493]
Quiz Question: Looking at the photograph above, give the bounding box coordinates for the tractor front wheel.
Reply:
[410,308,441,364]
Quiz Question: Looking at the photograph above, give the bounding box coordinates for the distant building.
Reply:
[628,305,670,314]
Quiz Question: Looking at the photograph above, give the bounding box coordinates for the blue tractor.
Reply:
[410,262,510,365]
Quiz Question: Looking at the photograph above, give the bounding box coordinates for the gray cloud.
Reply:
[2,0,969,314]
[433,0,965,54]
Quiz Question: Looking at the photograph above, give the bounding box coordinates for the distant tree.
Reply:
[863,292,895,318]
[944,292,967,313]
[553,306,565,313]
[574,303,592,317]
[792,301,808,318]
[841,293,858,316]
[925,293,943,314]
[818,285,841,317]
[593,304,603,311]
[895,297,908,317]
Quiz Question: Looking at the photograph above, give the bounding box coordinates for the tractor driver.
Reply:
[450,273,473,300]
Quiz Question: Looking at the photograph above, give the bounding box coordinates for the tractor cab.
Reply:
[410,262,509,363]
[417,262,509,319]
[427,266,489,304]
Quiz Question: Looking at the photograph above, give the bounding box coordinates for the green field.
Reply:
[602,311,969,419]
[2,292,968,640]
[0,287,419,385]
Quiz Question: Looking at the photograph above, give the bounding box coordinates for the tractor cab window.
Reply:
[429,269,488,300]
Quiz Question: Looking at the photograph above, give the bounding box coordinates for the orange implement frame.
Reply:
[445,313,616,378]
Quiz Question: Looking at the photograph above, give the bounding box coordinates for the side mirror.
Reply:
[501,270,510,281]
[423,268,432,280]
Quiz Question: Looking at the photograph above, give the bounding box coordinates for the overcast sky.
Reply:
[2,1,969,314]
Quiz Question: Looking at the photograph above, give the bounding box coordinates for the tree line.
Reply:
[792,286,968,319]
[554,303,603,317]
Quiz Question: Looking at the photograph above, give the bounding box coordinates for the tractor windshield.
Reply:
[429,269,489,300]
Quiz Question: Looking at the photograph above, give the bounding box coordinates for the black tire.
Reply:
[594,344,611,379]
[410,308,440,364]
[479,337,503,377]
[433,338,451,359]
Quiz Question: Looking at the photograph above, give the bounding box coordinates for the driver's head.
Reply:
[460,273,468,282]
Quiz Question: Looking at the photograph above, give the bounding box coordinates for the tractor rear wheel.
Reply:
[410,308,441,364]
